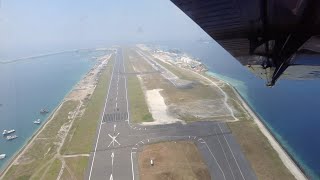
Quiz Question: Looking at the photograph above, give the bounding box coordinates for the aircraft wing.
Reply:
[170,0,320,86]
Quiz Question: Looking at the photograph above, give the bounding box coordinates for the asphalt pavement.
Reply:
[86,48,257,180]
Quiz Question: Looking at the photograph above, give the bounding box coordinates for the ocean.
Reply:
[0,49,109,171]
[153,41,320,180]
[1,42,320,179]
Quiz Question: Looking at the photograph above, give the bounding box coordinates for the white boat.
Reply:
[6,135,18,140]
[33,119,41,124]
[0,154,6,160]
[2,129,15,136]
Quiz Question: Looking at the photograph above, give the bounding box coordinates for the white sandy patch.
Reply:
[66,54,111,101]
[142,89,183,125]
[153,54,173,65]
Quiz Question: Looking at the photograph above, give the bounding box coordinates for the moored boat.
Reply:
[6,135,18,140]
[2,129,15,136]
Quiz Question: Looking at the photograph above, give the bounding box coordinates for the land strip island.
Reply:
[0,45,306,180]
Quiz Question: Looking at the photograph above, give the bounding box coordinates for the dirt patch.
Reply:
[138,141,211,180]
[142,89,182,125]
[169,99,235,122]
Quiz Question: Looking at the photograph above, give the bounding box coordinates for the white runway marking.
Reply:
[109,174,113,180]
[111,152,114,167]
[113,124,116,131]
[88,51,116,180]
[131,152,135,180]
[218,123,245,180]
[213,126,235,180]
[108,133,121,147]
[203,140,226,180]
[122,50,130,127]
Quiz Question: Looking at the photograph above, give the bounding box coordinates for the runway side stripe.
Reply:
[88,51,117,180]
[203,140,226,180]
[218,123,246,180]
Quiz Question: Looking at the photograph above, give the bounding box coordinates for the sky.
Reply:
[0,0,211,58]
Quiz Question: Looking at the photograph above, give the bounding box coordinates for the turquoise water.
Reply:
[153,41,320,179]
[0,49,109,171]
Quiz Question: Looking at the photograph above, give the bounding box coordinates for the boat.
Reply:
[2,129,15,136]
[0,154,6,160]
[6,135,18,140]
[40,108,49,114]
[33,119,41,124]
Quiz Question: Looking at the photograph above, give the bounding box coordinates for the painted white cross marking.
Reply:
[108,133,121,147]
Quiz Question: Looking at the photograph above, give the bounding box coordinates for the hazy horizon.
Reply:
[0,0,212,59]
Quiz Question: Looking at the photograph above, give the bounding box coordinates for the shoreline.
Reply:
[0,100,65,177]
[229,85,308,180]
[192,64,307,179]
[0,53,109,178]
[188,60,307,179]
[139,45,307,179]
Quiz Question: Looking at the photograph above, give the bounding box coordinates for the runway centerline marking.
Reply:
[108,133,121,147]
[111,152,114,169]
[131,152,135,180]
[113,124,116,132]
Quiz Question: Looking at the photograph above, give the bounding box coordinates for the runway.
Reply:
[86,48,257,180]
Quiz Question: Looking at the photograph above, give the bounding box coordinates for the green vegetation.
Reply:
[2,100,79,180]
[123,48,153,123]
[229,121,295,179]
[2,55,114,180]
[41,158,62,180]
[65,156,89,179]
[127,76,153,123]
[61,55,115,155]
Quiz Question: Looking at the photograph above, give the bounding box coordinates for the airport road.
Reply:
[86,48,257,180]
